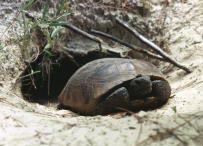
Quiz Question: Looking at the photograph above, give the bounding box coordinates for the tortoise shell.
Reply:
[59,58,164,114]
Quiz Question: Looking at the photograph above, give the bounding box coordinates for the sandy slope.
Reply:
[0,1,203,146]
[164,0,203,114]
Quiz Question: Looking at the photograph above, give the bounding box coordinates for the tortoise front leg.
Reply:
[130,80,171,111]
[94,87,130,115]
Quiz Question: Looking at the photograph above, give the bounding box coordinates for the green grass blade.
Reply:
[22,0,37,10]
[51,26,62,38]
[55,12,71,21]
[0,44,5,50]
[42,2,49,20]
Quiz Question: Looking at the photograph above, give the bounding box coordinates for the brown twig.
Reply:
[23,10,37,22]
[28,64,37,89]
[17,70,41,79]
[90,29,164,61]
[116,18,191,73]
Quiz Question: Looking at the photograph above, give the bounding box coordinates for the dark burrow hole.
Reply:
[20,49,121,105]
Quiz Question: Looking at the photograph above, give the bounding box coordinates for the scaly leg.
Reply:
[94,87,130,115]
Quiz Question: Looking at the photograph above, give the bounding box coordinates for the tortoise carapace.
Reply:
[58,58,171,115]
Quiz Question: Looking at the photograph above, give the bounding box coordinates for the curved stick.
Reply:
[90,29,164,61]
[56,23,103,51]
[116,18,191,73]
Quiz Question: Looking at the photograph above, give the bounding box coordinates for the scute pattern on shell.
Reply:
[59,58,163,114]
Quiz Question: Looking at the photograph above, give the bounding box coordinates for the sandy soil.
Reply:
[0,0,203,146]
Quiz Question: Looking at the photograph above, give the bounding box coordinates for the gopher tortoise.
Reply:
[58,58,171,115]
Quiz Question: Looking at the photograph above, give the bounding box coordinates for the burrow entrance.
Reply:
[19,38,126,105]
[19,1,168,106]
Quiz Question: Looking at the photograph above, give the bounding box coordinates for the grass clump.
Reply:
[18,0,76,103]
